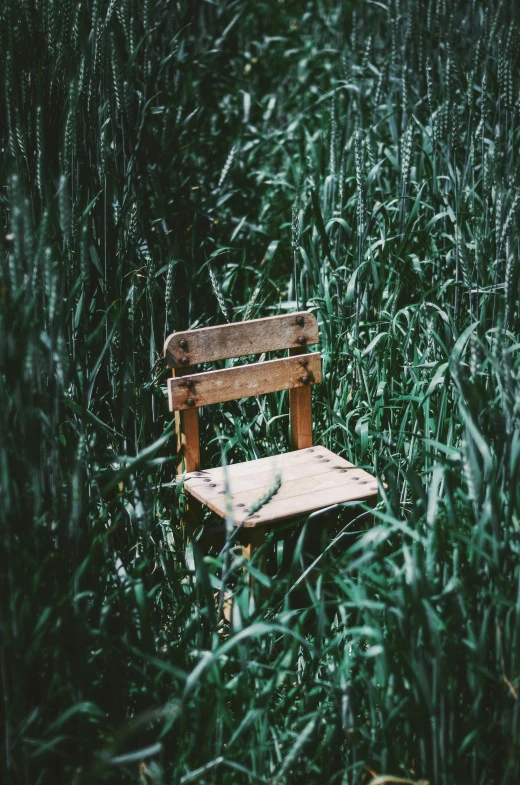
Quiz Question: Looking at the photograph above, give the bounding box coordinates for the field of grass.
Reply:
[1,0,520,783]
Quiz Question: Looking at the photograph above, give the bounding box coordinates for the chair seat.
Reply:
[178,446,378,527]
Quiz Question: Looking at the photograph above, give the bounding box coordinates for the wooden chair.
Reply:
[164,312,378,563]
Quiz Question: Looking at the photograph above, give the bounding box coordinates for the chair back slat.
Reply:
[167,352,321,411]
[164,311,318,368]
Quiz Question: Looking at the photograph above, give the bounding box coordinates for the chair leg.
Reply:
[242,526,267,560]
[241,527,268,589]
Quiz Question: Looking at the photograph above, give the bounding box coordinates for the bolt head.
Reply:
[186,397,195,407]
[180,356,189,365]
[297,336,306,345]
[296,316,304,326]
[179,339,188,350]
[301,375,310,384]
[300,358,308,367]
[186,380,194,389]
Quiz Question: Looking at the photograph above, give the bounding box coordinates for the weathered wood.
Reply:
[165,312,381,591]
[167,352,321,411]
[289,346,313,449]
[178,444,327,482]
[164,311,319,368]
[179,446,378,527]
[239,480,377,526]
[180,447,354,490]
[173,368,200,473]
[192,468,376,513]
[242,527,268,561]
[184,464,363,502]
[241,527,269,592]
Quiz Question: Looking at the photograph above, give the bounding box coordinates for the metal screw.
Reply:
[237,503,245,508]
[301,375,310,384]
[209,483,217,488]
[186,397,195,407]
[186,380,194,389]
[297,336,306,345]
[296,316,304,326]
[180,356,189,365]
[179,339,188,350]
[300,358,308,367]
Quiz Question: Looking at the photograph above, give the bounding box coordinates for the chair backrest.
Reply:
[164,312,321,472]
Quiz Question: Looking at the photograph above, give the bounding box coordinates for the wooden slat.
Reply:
[189,466,374,508]
[176,445,328,486]
[192,468,377,526]
[208,468,376,517]
[179,446,378,527]
[167,353,321,411]
[289,346,312,449]
[164,312,319,368]
[237,481,378,526]
[178,445,330,483]
[181,450,355,495]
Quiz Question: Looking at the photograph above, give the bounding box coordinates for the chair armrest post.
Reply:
[173,368,200,473]
[288,347,313,450]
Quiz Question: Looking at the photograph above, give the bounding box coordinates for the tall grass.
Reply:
[1,1,520,783]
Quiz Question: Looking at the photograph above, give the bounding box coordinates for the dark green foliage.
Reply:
[1,0,520,783]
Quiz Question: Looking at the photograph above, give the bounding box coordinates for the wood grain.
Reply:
[289,346,313,449]
[181,462,359,500]
[241,528,268,568]
[178,444,329,482]
[167,352,321,411]
[179,446,378,527]
[164,311,319,368]
[236,481,377,526]
[172,368,200,473]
